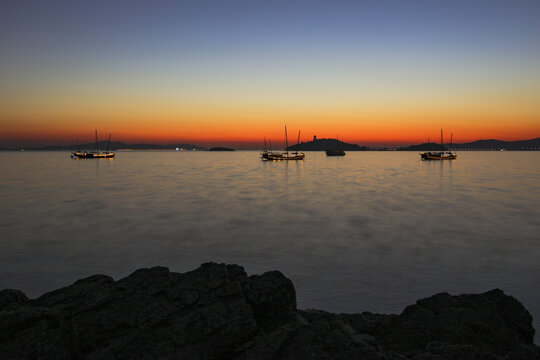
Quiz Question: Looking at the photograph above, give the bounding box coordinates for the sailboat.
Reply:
[262,126,305,161]
[72,131,115,159]
[260,137,283,160]
[420,130,457,160]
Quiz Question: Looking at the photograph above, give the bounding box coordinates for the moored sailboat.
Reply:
[420,130,457,160]
[72,131,115,159]
[261,137,283,160]
[263,127,305,161]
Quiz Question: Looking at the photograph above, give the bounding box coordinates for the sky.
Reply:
[1,0,539,148]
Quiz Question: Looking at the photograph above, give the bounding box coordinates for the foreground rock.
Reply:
[0,264,537,360]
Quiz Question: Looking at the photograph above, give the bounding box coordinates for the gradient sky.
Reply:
[1,0,539,148]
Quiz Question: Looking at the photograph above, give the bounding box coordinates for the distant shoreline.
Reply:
[2,136,538,152]
[2,148,540,152]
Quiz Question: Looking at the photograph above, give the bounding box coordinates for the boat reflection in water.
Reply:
[72,131,115,159]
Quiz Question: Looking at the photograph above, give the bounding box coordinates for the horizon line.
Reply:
[3,135,539,150]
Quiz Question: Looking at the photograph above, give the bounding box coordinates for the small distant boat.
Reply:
[325,149,345,156]
[262,127,305,161]
[72,131,115,159]
[420,130,457,160]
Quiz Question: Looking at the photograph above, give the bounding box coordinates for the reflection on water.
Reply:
[1,151,540,340]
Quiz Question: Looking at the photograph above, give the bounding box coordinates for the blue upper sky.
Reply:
[3,0,539,67]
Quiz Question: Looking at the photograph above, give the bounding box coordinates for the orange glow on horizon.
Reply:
[1,97,539,148]
[1,117,538,148]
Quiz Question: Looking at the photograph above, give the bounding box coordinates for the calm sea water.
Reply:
[1,151,539,340]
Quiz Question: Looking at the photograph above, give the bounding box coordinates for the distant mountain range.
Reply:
[5,141,207,151]
[398,137,540,151]
[286,138,370,151]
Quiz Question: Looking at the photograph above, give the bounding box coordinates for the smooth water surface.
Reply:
[1,151,539,340]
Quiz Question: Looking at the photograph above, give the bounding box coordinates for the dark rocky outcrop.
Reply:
[0,263,538,359]
[0,289,28,311]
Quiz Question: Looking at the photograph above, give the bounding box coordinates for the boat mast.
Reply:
[95,130,99,154]
[440,129,443,153]
[106,133,112,154]
[450,133,453,153]
[269,139,273,152]
[285,125,289,155]
[295,130,300,155]
[263,137,267,152]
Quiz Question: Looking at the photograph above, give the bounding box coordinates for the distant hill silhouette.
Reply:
[286,138,370,151]
[399,137,540,151]
[452,138,540,150]
[5,141,207,151]
[398,143,448,151]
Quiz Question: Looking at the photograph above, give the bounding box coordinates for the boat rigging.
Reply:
[72,131,115,159]
[420,130,457,160]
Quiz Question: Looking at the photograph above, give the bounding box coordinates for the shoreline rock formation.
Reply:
[0,263,538,359]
